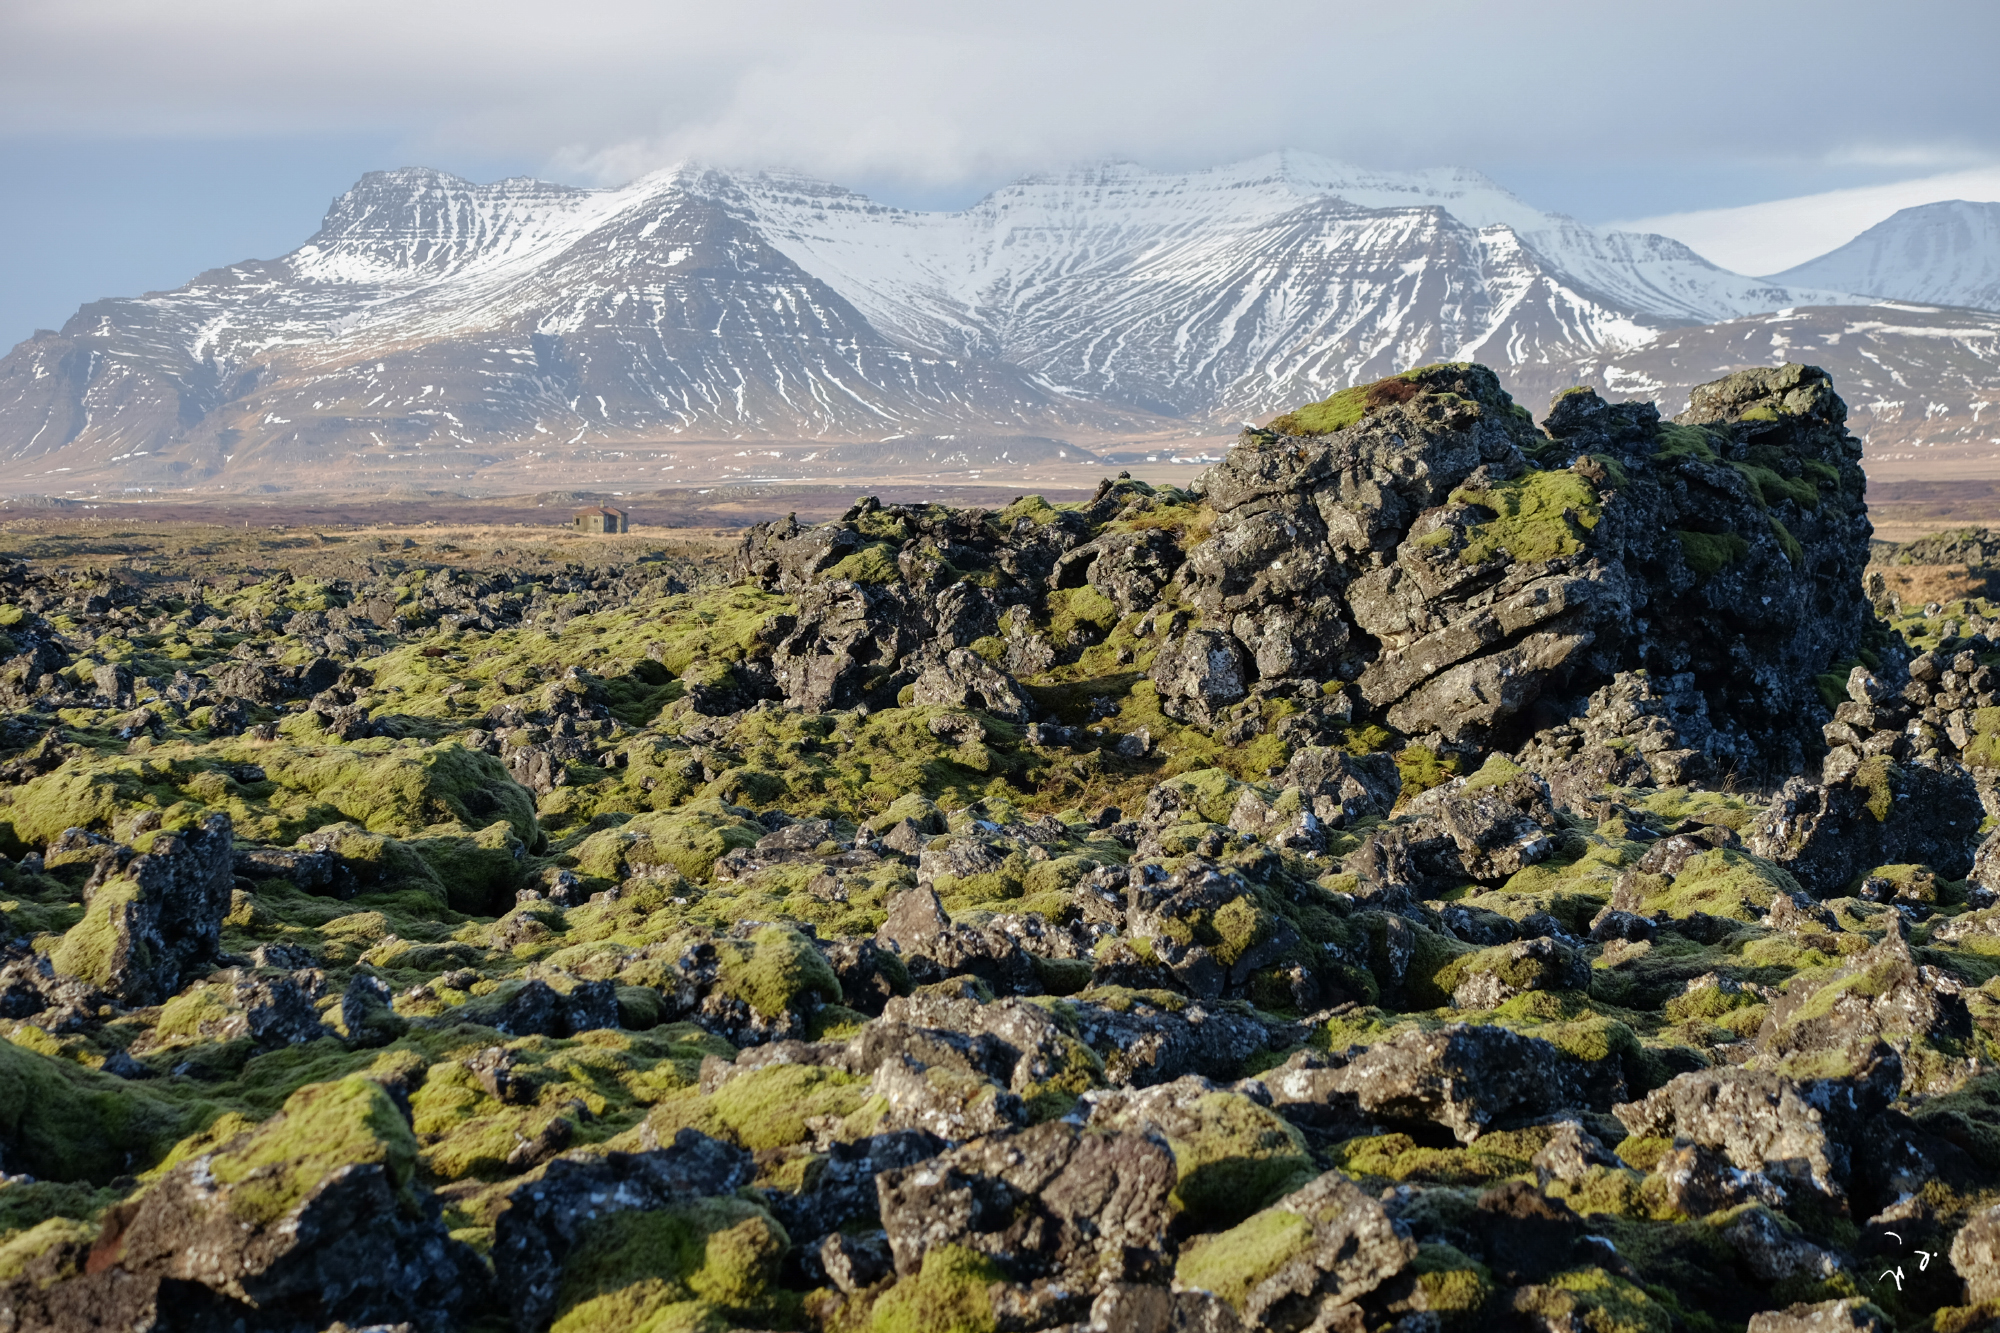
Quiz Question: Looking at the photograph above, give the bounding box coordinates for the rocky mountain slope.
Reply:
[4,362,2000,1331]
[24,152,2000,496]
[1775,201,2000,313]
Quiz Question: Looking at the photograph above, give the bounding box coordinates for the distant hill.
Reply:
[1773,200,2000,311]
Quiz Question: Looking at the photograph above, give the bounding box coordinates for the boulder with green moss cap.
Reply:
[1611,1045,1901,1204]
[1175,1169,1415,1330]
[1748,747,1981,896]
[81,1076,482,1330]
[1079,1076,1315,1233]
[492,1129,754,1332]
[48,813,233,1005]
[1754,927,1975,1094]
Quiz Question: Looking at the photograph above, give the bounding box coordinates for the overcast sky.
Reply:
[2,0,1996,346]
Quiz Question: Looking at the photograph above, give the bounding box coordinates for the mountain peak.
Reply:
[1771,199,2000,311]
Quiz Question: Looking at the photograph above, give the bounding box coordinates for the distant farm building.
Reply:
[573,506,629,533]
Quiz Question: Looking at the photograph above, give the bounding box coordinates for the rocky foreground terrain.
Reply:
[4,362,2000,1332]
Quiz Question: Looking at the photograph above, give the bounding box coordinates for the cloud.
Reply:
[3,0,1997,196]
[1614,165,2000,276]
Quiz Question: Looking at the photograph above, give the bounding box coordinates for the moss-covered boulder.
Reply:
[48,812,233,1003]
[545,1198,790,1333]
[1176,1170,1415,1326]
[0,1039,193,1183]
[700,924,843,1043]
[1081,1078,1315,1231]
[93,1076,479,1327]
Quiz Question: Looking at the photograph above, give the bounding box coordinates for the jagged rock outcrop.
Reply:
[76,1077,484,1331]
[1162,363,1870,781]
[734,364,1873,795]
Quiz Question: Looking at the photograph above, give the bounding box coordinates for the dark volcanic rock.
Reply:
[1747,745,1982,895]
[80,1077,482,1332]
[1612,1047,1901,1202]
[1175,1170,1415,1331]
[0,362,1979,1333]
[1328,1022,1577,1142]
[875,1120,1177,1291]
[49,813,234,1004]
[492,1130,753,1332]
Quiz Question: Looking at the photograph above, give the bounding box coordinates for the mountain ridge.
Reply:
[3,152,1996,494]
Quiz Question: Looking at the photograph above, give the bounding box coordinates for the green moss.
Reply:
[1769,516,1804,565]
[0,1216,94,1283]
[1413,1244,1495,1330]
[1546,1165,1652,1220]
[1395,746,1460,800]
[1460,753,1525,793]
[826,543,901,585]
[1675,530,1750,579]
[1266,366,1478,437]
[1435,942,1563,1000]
[550,1197,789,1333]
[1452,468,1602,566]
[708,1064,868,1151]
[1269,384,1373,436]
[1663,981,1762,1025]
[1512,1267,1671,1333]
[1616,1136,1672,1171]
[1850,755,1895,823]
[1047,585,1122,641]
[48,877,142,992]
[711,925,842,1021]
[1149,1092,1314,1231]
[1731,464,1820,510]
[1335,1127,1552,1186]
[1653,424,1719,462]
[1176,1203,1315,1311]
[205,1076,418,1226]
[869,1243,1001,1333]
[1618,846,1797,924]
[615,801,764,885]
[1148,768,1247,826]
[1358,914,1475,1007]
[0,1034,194,1184]
[407,819,530,914]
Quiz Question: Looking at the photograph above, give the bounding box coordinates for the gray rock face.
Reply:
[875,1121,1177,1291]
[1450,937,1590,1009]
[1328,1023,1575,1143]
[1149,629,1253,728]
[1612,1049,1901,1202]
[876,886,1037,994]
[729,365,1868,790]
[1746,746,1983,895]
[1185,1171,1415,1330]
[1154,365,1869,780]
[492,1130,753,1332]
[1746,1299,1890,1333]
[85,1079,483,1333]
[1951,1203,2000,1305]
[912,648,1036,723]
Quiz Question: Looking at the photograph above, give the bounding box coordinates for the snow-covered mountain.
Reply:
[0,151,1967,493]
[1772,201,2000,312]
